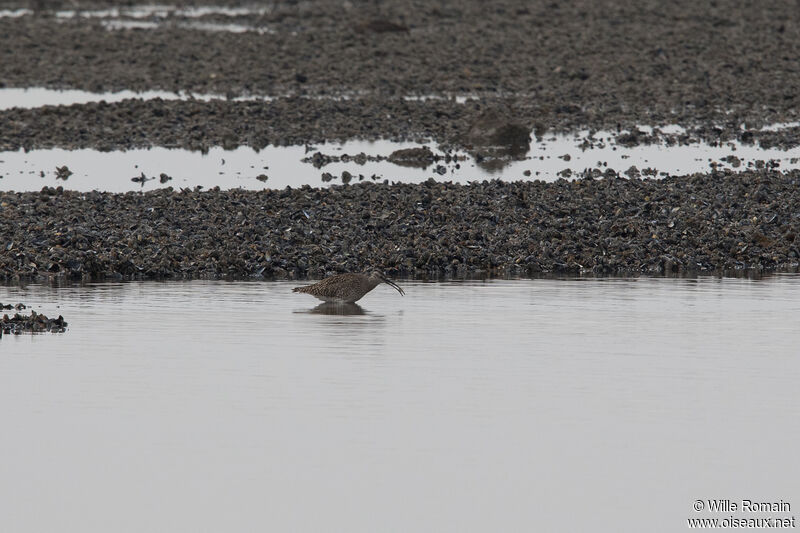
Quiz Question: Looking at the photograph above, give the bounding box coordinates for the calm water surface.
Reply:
[1,277,799,532]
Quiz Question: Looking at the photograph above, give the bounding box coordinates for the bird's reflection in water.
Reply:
[307,302,366,316]
[294,302,387,346]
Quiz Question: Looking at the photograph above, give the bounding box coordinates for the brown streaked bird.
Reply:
[292,271,405,303]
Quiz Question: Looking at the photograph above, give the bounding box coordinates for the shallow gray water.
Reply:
[1,277,799,532]
[2,130,799,192]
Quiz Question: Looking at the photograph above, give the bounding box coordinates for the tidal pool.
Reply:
[1,130,799,192]
[2,87,800,192]
[1,276,798,532]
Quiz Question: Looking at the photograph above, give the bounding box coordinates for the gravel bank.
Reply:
[2,171,798,281]
[0,97,465,151]
[2,97,800,153]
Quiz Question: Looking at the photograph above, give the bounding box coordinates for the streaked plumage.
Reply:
[292,271,405,303]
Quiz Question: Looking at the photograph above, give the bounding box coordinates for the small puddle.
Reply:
[97,18,274,34]
[0,5,273,20]
[1,4,277,34]
[0,8,31,18]
[0,88,223,110]
[1,133,798,192]
[0,87,477,110]
[52,5,273,19]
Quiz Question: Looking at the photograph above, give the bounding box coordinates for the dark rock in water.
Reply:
[388,146,436,168]
[305,151,338,168]
[321,172,334,182]
[1,309,67,336]
[159,173,173,183]
[55,165,72,180]
[464,109,531,155]
[131,172,152,185]
[256,174,269,182]
[434,164,447,175]
[624,166,641,178]
[303,151,375,168]
[341,171,352,184]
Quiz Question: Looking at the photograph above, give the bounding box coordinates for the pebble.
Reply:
[55,165,72,180]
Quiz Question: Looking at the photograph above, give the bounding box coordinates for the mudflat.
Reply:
[1,0,799,279]
[2,0,800,148]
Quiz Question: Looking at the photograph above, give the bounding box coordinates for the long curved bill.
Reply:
[382,277,405,296]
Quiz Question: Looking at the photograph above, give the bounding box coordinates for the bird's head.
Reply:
[367,270,405,296]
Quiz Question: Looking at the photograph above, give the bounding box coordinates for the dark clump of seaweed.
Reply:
[1,309,67,337]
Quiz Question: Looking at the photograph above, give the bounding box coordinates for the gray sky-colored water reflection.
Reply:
[1,277,799,531]
[2,132,800,192]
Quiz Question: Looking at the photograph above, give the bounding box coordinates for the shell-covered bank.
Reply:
[2,170,798,282]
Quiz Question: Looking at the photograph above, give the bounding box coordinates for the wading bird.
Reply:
[293,271,405,303]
